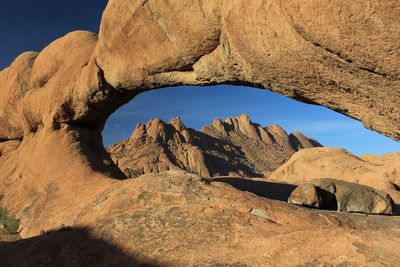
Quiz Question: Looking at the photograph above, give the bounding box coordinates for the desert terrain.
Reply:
[1,0,400,266]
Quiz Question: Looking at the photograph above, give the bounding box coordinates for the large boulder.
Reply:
[271,147,400,205]
[289,178,395,214]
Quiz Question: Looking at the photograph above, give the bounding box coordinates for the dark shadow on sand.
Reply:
[213,177,296,201]
[0,228,163,267]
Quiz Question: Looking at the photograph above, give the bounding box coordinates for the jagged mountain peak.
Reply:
[168,117,186,132]
[109,115,322,178]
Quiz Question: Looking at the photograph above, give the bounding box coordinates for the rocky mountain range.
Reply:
[108,114,322,178]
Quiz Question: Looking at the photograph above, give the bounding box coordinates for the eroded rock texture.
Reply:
[96,0,400,141]
[0,1,399,146]
[108,114,321,178]
[0,1,399,265]
[2,171,400,266]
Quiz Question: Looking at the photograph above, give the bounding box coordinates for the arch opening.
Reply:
[101,84,400,180]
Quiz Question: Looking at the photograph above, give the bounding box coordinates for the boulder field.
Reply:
[0,0,400,265]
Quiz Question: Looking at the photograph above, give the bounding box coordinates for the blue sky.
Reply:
[104,85,400,156]
[1,1,399,156]
[0,0,107,70]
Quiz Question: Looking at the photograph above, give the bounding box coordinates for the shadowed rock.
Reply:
[271,147,400,207]
[0,228,161,267]
[1,171,400,266]
[289,179,395,215]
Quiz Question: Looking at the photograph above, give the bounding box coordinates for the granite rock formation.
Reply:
[1,171,400,266]
[288,178,395,214]
[0,1,399,265]
[271,147,400,206]
[108,114,321,178]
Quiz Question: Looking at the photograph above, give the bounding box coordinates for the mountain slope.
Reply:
[107,114,322,178]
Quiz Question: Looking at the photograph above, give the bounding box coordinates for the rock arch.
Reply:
[0,0,399,236]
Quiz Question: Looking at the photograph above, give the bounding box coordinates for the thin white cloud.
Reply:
[287,120,361,134]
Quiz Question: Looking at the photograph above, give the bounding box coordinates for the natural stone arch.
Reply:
[1,0,399,142]
[0,0,399,236]
[95,0,400,140]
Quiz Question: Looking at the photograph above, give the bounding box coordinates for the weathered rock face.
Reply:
[0,2,398,222]
[0,0,398,153]
[1,171,400,266]
[95,0,400,141]
[0,140,21,157]
[289,179,395,215]
[108,114,321,178]
[0,1,399,265]
[271,147,400,205]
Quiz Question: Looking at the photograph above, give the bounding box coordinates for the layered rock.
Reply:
[288,179,395,214]
[108,114,322,178]
[271,147,400,206]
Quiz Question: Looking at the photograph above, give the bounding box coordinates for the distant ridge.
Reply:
[107,114,322,178]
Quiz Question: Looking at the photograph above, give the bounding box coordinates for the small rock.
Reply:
[250,208,275,222]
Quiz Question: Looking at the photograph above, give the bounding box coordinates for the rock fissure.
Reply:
[291,19,397,82]
[358,66,389,79]
[311,41,354,64]
[0,138,23,143]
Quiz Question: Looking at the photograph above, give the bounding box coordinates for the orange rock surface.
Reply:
[0,1,399,265]
[2,171,400,266]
